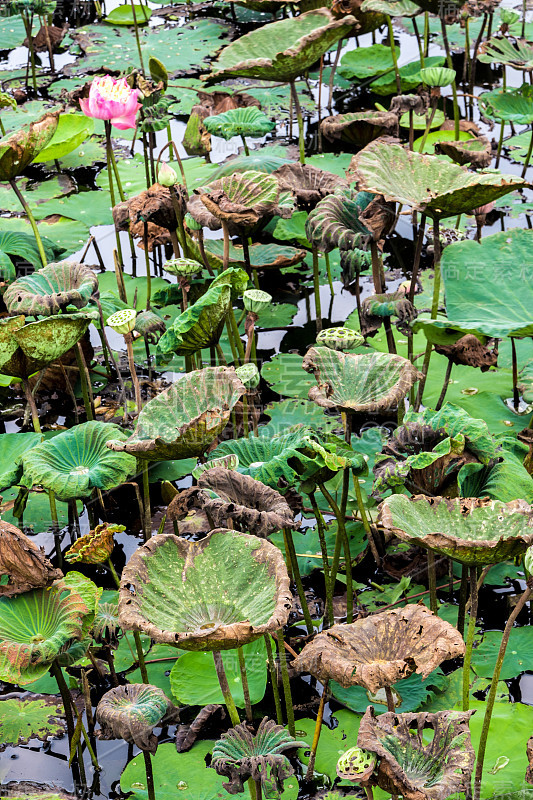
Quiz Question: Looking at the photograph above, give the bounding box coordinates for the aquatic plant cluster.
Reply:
[3,0,533,799]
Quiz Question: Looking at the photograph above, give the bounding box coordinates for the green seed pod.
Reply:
[236,363,260,389]
[107,308,137,334]
[336,746,377,783]
[163,258,202,278]
[243,289,272,315]
[316,326,364,351]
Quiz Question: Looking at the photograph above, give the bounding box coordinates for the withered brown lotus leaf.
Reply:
[118,529,291,651]
[96,683,178,754]
[389,94,427,116]
[113,184,187,234]
[186,193,223,231]
[0,112,59,182]
[434,334,498,371]
[358,707,475,800]
[291,604,464,692]
[272,163,348,209]
[0,521,62,597]
[197,467,295,537]
[64,522,124,565]
[438,135,492,168]
[321,111,399,147]
[360,292,417,339]
[199,171,288,230]
[25,25,66,52]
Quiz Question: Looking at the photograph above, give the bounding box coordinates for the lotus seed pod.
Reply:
[336,746,377,782]
[236,363,260,389]
[192,453,239,480]
[107,308,137,334]
[243,289,272,315]
[157,161,178,188]
[420,66,456,87]
[163,257,202,278]
[184,212,202,231]
[316,326,364,351]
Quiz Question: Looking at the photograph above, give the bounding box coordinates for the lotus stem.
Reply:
[104,122,125,266]
[457,564,469,637]
[415,217,441,410]
[21,12,37,92]
[473,581,533,800]
[436,359,453,411]
[418,100,438,155]
[75,344,95,421]
[40,16,55,75]
[95,298,128,421]
[512,337,520,410]
[412,15,424,66]
[353,474,381,569]
[283,527,313,635]
[242,394,250,438]
[275,629,295,737]
[142,223,152,311]
[290,80,305,164]
[213,650,241,727]
[385,685,396,712]
[427,551,439,614]
[319,479,353,623]
[237,646,253,722]
[311,246,322,334]
[124,332,142,413]
[52,661,75,745]
[324,251,334,297]
[462,566,480,711]
[228,305,246,364]
[439,18,460,140]
[170,185,190,259]
[142,751,155,800]
[327,38,343,111]
[304,678,329,781]
[142,461,151,540]
[239,133,250,156]
[22,378,41,433]
[222,220,231,270]
[308,490,333,626]
[386,16,401,94]
[264,634,283,725]
[0,117,5,136]
[134,629,150,685]
[216,342,227,367]
[129,0,146,75]
[9,180,47,268]
[468,14,487,120]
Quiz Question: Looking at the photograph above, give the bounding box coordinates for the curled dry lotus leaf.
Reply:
[302,346,422,414]
[437,136,492,168]
[118,529,291,651]
[306,188,396,253]
[65,522,124,565]
[22,421,136,501]
[0,112,59,181]
[378,494,533,566]
[211,716,307,795]
[0,521,62,596]
[0,312,91,379]
[203,106,276,140]
[197,467,295,537]
[360,292,417,338]
[200,170,286,228]
[389,94,427,115]
[113,183,186,233]
[0,572,99,685]
[0,694,66,750]
[349,140,524,219]
[96,683,177,754]
[321,111,399,147]
[207,9,357,83]
[357,707,475,800]
[4,261,98,317]
[272,163,348,210]
[291,604,464,692]
[107,367,245,461]
[433,334,498,370]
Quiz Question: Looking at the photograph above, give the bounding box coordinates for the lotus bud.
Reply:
[336,746,377,782]
[316,326,364,351]
[525,545,533,578]
[163,257,202,278]
[184,212,202,231]
[236,362,260,389]
[158,161,178,188]
[107,308,137,335]
[65,522,125,565]
[243,289,272,315]
[192,453,239,480]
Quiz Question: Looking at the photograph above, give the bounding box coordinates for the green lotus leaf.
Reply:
[339,43,399,81]
[21,421,136,501]
[0,111,59,181]
[211,717,307,796]
[96,683,176,753]
[105,3,151,24]
[107,367,245,460]
[330,668,448,716]
[321,111,399,147]
[0,694,66,749]
[370,55,445,96]
[440,228,533,338]
[292,604,464,691]
[32,113,94,163]
[398,107,445,129]
[4,261,98,316]
[203,107,276,140]
[206,9,356,83]
[478,36,533,69]
[479,84,533,124]
[361,292,417,338]
[0,431,41,491]
[0,572,99,685]
[211,151,292,179]
[302,346,422,414]
[188,236,306,272]
[378,494,533,565]
[157,283,231,361]
[0,311,91,379]
[118,528,291,651]
[357,707,475,800]
[349,141,524,219]
[0,230,64,277]
[361,0,420,15]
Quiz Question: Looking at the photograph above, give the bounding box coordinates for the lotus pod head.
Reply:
[236,362,260,389]
[163,257,202,278]
[316,326,364,351]
[65,522,125,565]
[107,308,137,334]
[0,520,63,597]
[337,746,377,783]
[420,66,456,86]
[3,261,98,317]
[243,289,272,315]
[192,452,239,480]
[96,683,177,753]
[211,716,307,795]
[118,528,292,650]
[0,111,59,181]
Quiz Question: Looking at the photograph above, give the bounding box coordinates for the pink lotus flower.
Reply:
[80,76,141,130]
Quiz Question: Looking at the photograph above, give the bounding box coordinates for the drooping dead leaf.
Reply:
[0,521,62,597]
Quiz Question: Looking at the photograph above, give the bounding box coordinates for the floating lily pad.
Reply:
[32,114,94,163]
[0,695,65,749]
[330,669,449,715]
[104,3,151,24]
[472,626,533,680]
